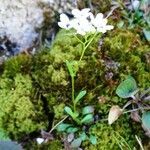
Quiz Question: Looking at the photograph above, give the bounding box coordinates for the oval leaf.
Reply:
[116,76,138,98]
[81,114,94,124]
[57,123,72,132]
[66,127,78,133]
[79,132,87,141]
[0,130,9,140]
[75,90,86,104]
[64,106,74,118]
[89,135,97,145]
[142,111,150,130]
[71,138,82,148]
[82,106,94,115]
[66,60,75,77]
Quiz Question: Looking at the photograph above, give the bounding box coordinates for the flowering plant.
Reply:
[58,8,114,61]
[49,8,114,148]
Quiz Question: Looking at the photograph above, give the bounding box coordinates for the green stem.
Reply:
[79,32,97,61]
[73,35,84,44]
[49,116,68,133]
[71,76,76,112]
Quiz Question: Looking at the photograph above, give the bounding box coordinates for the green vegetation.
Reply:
[0,73,47,139]
[0,26,149,148]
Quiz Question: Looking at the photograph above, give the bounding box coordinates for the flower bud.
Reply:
[108,105,122,125]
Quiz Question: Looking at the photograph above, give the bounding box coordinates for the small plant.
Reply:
[108,76,150,136]
[51,8,114,148]
[36,8,114,148]
[56,60,96,148]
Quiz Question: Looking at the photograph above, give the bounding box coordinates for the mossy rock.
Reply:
[0,73,48,139]
[0,28,149,148]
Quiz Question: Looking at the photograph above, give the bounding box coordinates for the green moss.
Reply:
[3,54,32,77]
[0,74,47,139]
[53,103,65,119]
[92,0,111,13]
[26,140,63,150]
[101,29,150,88]
[84,116,143,150]
[0,28,149,148]
[77,0,111,13]
[45,140,63,150]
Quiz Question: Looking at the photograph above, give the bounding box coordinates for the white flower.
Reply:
[91,13,104,28]
[58,14,71,30]
[36,138,44,144]
[71,18,95,35]
[72,8,91,19]
[58,8,114,35]
[91,13,114,33]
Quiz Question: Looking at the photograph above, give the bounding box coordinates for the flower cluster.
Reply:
[58,8,114,35]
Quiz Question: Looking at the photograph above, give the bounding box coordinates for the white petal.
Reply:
[77,30,86,35]
[72,9,80,18]
[97,27,106,33]
[58,22,68,29]
[69,19,79,29]
[36,138,44,144]
[89,13,94,21]
[58,14,71,29]
[105,25,114,30]
[72,8,91,19]
[102,18,108,25]
[81,8,90,13]
[60,14,69,23]
[95,13,103,20]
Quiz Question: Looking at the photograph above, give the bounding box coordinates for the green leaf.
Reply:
[71,138,82,148]
[75,90,86,104]
[81,114,94,124]
[142,111,150,130]
[82,106,94,115]
[116,76,138,98]
[57,123,72,132]
[79,132,87,141]
[64,106,74,118]
[117,21,124,28]
[143,29,150,41]
[0,130,10,140]
[89,135,97,145]
[66,60,75,77]
[66,127,78,133]
[134,10,143,20]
